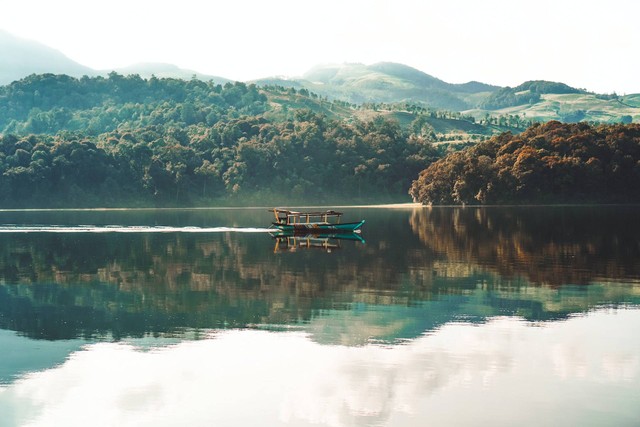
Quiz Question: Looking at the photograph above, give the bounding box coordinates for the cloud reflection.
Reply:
[1,309,639,427]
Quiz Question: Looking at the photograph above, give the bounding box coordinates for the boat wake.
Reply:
[0,225,273,234]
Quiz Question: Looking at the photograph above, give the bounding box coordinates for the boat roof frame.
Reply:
[271,208,343,225]
[271,208,343,217]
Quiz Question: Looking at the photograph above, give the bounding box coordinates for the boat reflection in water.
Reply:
[270,231,365,253]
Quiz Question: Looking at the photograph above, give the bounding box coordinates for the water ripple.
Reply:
[0,225,272,233]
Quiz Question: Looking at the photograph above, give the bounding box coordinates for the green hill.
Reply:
[254,64,640,124]
[621,94,640,108]
[1,72,638,208]
[254,62,494,111]
[2,27,637,125]
[0,72,512,142]
[478,80,585,110]
[0,72,522,208]
[112,63,231,85]
[0,73,448,207]
[467,92,640,124]
[410,121,640,205]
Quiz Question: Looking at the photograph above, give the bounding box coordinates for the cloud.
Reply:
[2,309,639,426]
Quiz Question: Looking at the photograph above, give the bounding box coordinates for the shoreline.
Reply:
[2,202,640,212]
[0,203,424,212]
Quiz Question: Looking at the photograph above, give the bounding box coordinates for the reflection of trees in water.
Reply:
[0,230,436,339]
[2,207,640,341]
[410,206,640,286]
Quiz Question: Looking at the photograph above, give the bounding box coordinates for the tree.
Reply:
[410,121,640,205]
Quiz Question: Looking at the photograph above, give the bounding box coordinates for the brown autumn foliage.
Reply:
[409,121,640,204]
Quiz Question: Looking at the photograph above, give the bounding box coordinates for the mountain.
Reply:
[452,81,501,93]
[466,80,638,124]
[254,62,495,110]
[478,80,586,110]
[0,30,232,86]
[0,30,95,85]
[111,63,231,84]
[254,63,639,124]
[1,28,637,124]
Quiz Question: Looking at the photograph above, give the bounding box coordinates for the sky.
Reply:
[1,0,639,94]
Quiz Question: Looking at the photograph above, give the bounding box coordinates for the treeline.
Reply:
[479,80,584,110]
[0,73,443,206]
[409,121,640,205]
[0,112,438,207]
[0,73,268,135]
[5,74,639,208]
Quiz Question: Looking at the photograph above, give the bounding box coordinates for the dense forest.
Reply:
[409,121,640,205]
[2,74,640,207]
[0,116,442,206]
[0,74,441,206]
[0,72,269,135]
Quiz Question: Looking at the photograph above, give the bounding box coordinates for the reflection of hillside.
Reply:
[0,231,438,339]
[410,206,640,286]
[1,206,640,342]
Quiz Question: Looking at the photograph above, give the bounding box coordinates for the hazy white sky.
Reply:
[1,0,638,93]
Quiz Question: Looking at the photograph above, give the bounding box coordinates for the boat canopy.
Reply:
[271,208,343,225]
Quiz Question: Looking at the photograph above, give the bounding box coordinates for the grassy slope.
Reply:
[263,64,640,125]
[263,87,518,145]
[263,90,353,120]
[262,93,478,147]
[621,94,640,108]
[258,63,640,125]
[296,63,473,110]
[467,93,640,123]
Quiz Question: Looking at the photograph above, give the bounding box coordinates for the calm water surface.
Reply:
[0,206,639,426]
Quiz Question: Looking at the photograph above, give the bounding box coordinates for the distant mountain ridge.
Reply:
[1,29,638,123]
[112,63,230,85]
[254,62,498,110]
[0,30,95,84]
[1,28,503,110]
[0,31,229,86]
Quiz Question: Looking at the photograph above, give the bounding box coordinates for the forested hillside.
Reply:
[478,80,585,110]
[0,73,268,135]
[0,74,441,207]
[2,73,639,208]
[409,121,640,205]
[3,31,639,126]
[0,116,439,207]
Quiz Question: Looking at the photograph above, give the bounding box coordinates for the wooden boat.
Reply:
[269,208,365,234]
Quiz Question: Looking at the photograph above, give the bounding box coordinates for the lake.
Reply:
[0,205,639,426]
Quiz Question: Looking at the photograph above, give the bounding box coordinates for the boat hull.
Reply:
[271,220,365,234]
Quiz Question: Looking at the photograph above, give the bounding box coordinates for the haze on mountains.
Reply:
[1,29,639,208]
[2,29,638,125]
[0,31,228,87]
[0,30,94,85]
